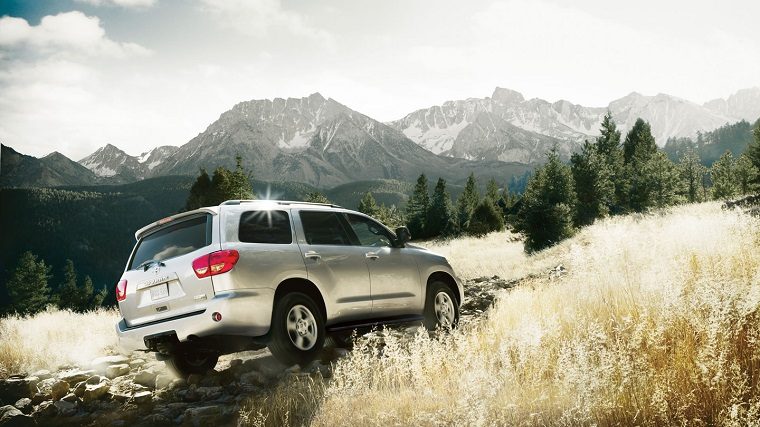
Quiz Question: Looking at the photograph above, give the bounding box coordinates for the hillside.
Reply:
[1,202,758,426]
[663,118,760,165]
[0,145,100,188]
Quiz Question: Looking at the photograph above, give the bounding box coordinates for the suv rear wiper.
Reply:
[136,259,166,272]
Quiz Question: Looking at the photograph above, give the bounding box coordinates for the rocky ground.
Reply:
[0,272,564,427]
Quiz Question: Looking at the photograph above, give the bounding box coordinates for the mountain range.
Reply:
[1,87,758,188]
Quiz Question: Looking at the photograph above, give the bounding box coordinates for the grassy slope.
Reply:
[313,202,760,426]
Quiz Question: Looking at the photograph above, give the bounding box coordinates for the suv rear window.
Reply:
[239,210,292,244]
[299,211,352,245]
[130,215,210,270]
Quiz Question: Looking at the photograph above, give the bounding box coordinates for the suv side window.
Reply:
[344,214,394,247]
[239,210,292,244]
[299,211,353,245]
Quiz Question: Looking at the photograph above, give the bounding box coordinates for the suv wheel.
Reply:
[164,349,219,378]
[268,292,325,366]
[423,281,459,330]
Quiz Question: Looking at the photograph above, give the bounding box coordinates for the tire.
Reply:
[164,349,219,378]
[268,292,326,366]
[423,281,460,331]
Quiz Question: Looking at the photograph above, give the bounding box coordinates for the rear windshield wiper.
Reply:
[136,259,166,272]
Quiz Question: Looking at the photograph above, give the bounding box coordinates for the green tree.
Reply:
[571,141,614,226]
[7,252,52,316]
[406,174,430,239]
[517,148,577,252]
[57,259,79,310]
[304,191,331,204]
[185,168,212,211]
[375,204,406,229]
[627,147,681,211]
[594,112,627,213]
[76,275,96,312]
[186,156,254,209]
[677,147,707,203]
[426,178,458,237]
[456,173,480,230]
[735,154,759,195]
[746,124,760,185]
[623,118,657,163]
[711,151,737,199]
[484,178,501,205]
[357,191,380,217]
[468,199,504,237]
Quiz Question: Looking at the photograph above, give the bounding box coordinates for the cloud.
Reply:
[74,0,156,8]
[199,0,334,47]
[0,12,151,58]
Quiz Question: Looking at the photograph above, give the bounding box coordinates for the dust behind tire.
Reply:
[164,349,219,378]
[423,280,460,331]
[268,292,326,366]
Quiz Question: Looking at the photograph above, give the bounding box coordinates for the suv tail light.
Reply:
[192,250,240,279]
[116,279,128,302]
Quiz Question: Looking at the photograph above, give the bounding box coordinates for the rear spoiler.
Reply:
[134,207,218,240]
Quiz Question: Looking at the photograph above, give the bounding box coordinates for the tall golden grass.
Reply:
[312,202,760,426]
[0,308,120,376]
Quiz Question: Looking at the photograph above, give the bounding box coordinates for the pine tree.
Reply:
[456,173,479,230]
[57,259,79,310]
[405,174,430,239]
[746,123,760,185]
[76,275,96,312]
[517,148,577,252]
[594,112,627,213]
[484,178,501,205]
[426,178,458,237]
[735,154,759,195]
[623,118,658,163]
[677,147,706,203]
[645,151,682,208]
[711,151,737,199]
[468,200,505,237]
[7,252,52,316]
[227,155,254,200]
[185,168,212,210]
[571,140,614,226]
[357,192,380,217]
[304,191,331,204]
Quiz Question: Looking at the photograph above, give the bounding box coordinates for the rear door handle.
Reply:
[365,252,379,260]
[304,251,321,260]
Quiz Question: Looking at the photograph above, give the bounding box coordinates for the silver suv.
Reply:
[115,200,462,376]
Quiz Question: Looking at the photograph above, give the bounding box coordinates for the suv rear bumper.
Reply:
[115,289,275,352]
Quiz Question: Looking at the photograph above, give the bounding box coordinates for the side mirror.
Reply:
[395,226,411,245]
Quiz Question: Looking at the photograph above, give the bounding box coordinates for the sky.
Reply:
[0,0,759,160]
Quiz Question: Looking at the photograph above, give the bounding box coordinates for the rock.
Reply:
[85,375,104,385]
[82,381,110,403]
[333,348,350,358]
[128,359,145,369]
[154,374,173,389]
[143,414,170,425]
[132,391,152,405]
[195,386,223,400]
[12,398,31,414]
[198,375,221,388]
[30,370,51,381]
[228,359,242,368]
[90,355,129,372]
[29,394,46,406]
[53,399,77,416]
[50,380,70,400]
[73,382,86,398]
[133,371,157,388]
[59,370,95,385]
[186,374,202,386]
[169,379,186,389]
[183,405,222,426]
[61,393,77,404]
[239,371,266,386]
[0,378,33,404]
[105,364,130,379]
[246,356,288,379]
[32,400,57,418]
[0,404,35,427]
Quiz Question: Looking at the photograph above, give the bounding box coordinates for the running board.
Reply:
[327,315,424,333]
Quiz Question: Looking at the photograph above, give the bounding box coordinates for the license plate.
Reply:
[150,283,169,300]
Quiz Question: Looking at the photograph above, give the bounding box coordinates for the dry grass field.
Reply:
[3,201,759,426]
[311,202,760,426]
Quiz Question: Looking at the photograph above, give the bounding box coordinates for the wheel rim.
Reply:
[286,304,318,350]
[434,291,455,328]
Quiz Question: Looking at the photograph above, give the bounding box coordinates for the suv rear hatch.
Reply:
[118,212,219,327]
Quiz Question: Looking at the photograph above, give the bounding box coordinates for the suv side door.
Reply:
[342,213,422,316]
[294,210,373,323]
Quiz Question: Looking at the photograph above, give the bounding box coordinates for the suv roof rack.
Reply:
[220,200,343,208]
